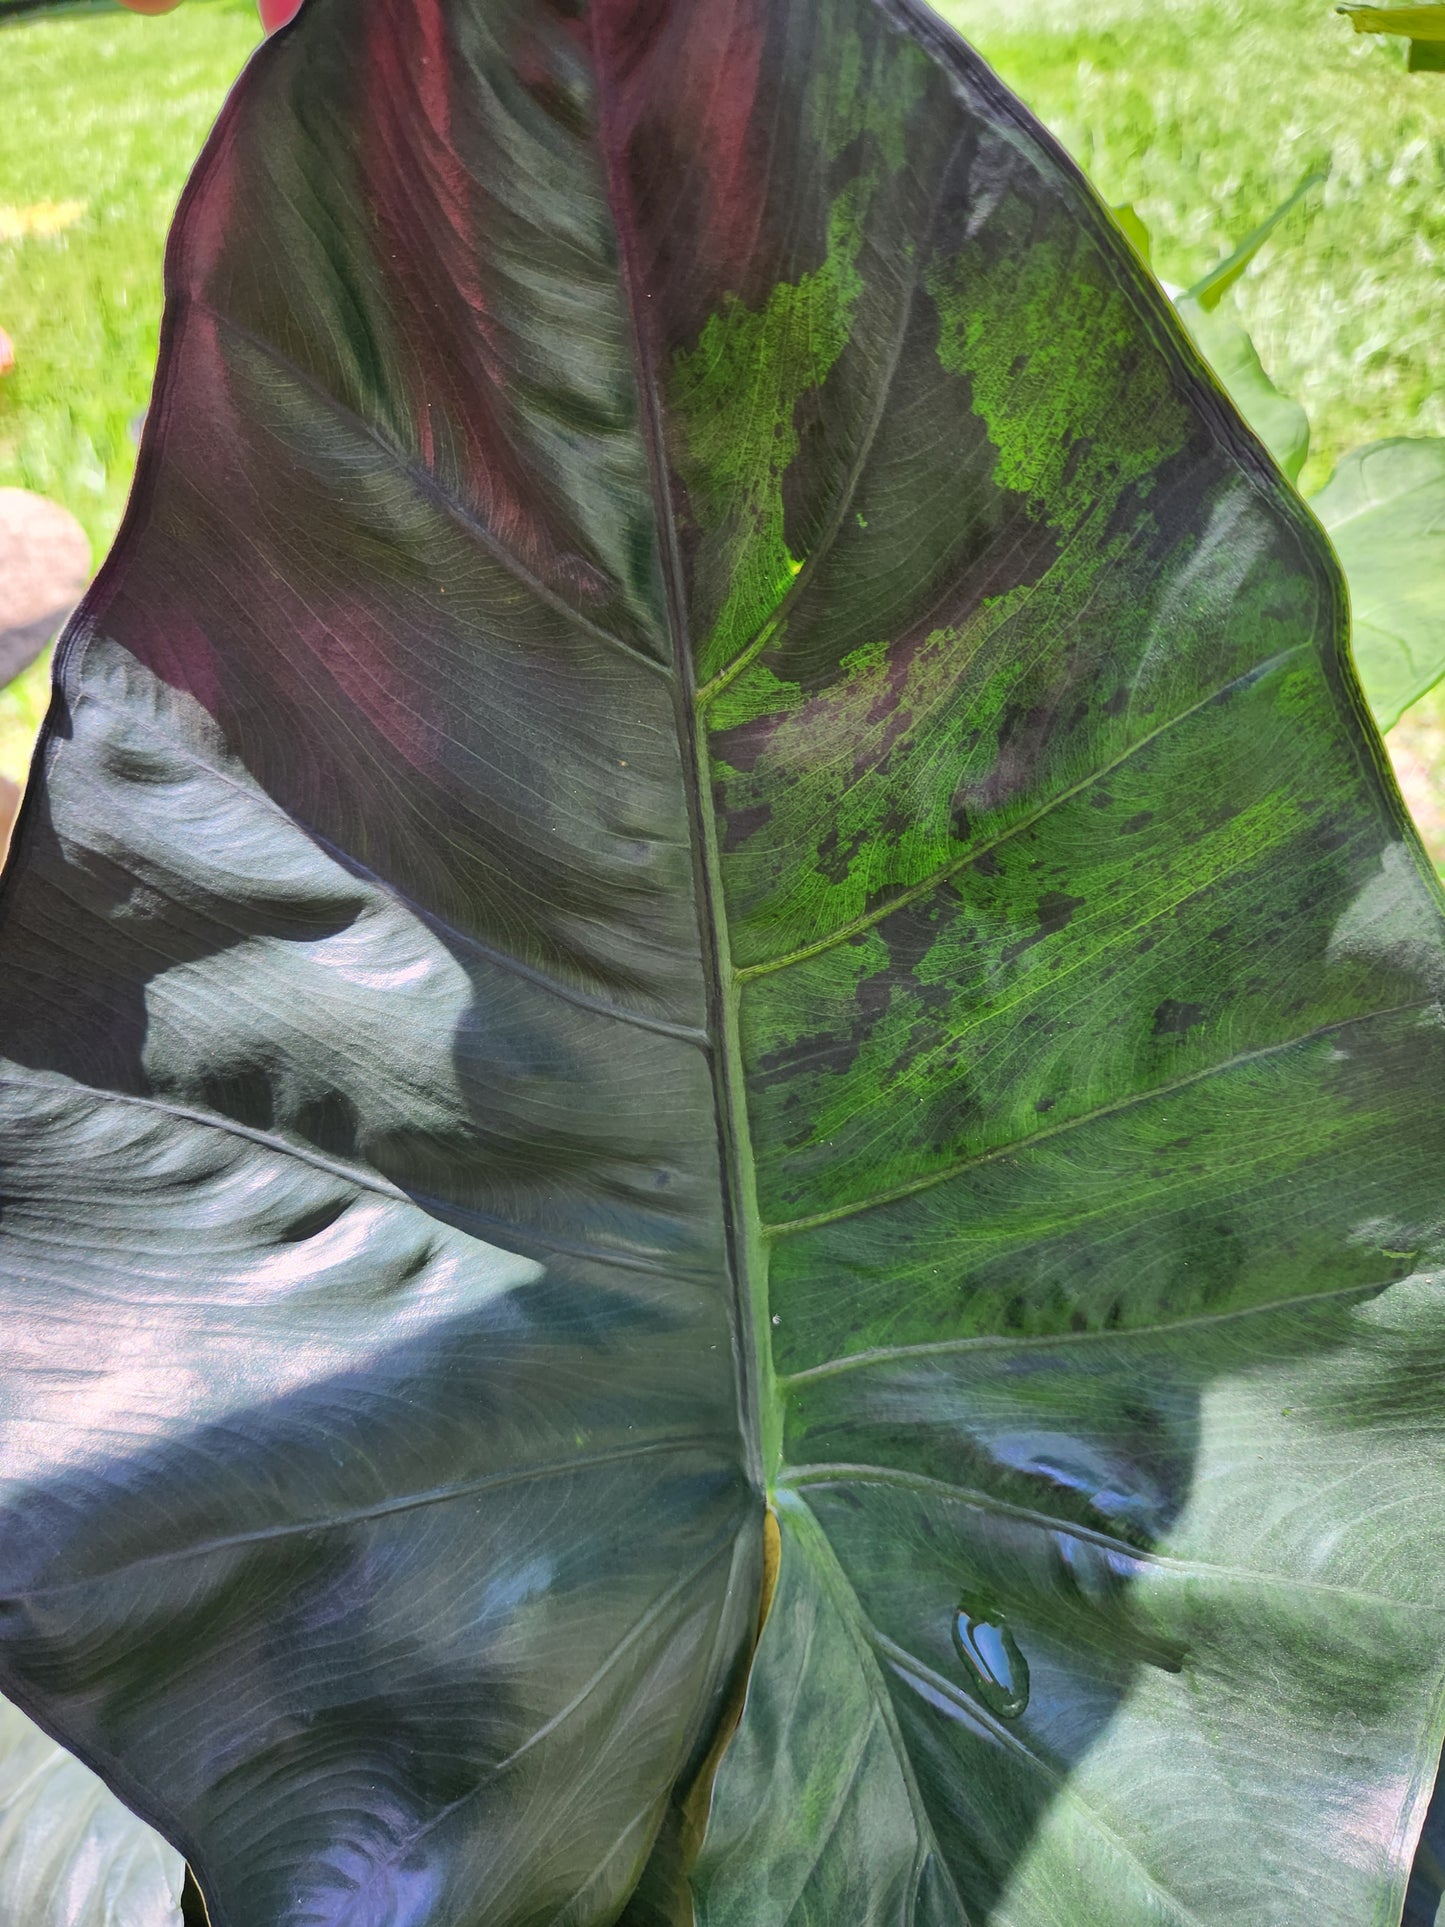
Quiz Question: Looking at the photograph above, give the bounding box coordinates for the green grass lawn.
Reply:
[0,0,1441,805]
[0,0,260,780]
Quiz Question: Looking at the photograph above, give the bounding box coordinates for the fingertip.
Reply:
[257,0,303,30]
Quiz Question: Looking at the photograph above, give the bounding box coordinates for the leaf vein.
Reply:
[80,687,711,1048]
[12,1438,712,1599]
[330,1532,735,1927]
[764,999,1433,1237]
[783,1462,1445,1609]
[693,130,970,711]
[782,1275,1405,1385]
[870,1628,1211,1927]
[193,298,673,681]
[736,644,1309,984]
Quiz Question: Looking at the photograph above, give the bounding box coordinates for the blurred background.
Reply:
[0,0,1442,839]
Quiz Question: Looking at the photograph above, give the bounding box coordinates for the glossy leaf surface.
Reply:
[0,1696,183,1927]
[1313,439,1445,730]
[2,2,1445,1924]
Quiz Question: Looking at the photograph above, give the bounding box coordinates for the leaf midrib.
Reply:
[584,21,773,1491]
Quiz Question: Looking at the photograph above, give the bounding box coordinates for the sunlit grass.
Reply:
[0,0,260,780]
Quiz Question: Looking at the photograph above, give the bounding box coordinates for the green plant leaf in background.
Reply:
[1155,173,1326,486]
[1109,201,1153,265]
[1339,3,1445,66]
[1313,440,1445,730]
[1339,1,1445,33]
[1179,165,1328,316]
[1127,193,1445,741]
[0,1696,182,1927]
[1173,291,1312,483]
[3,1,1445,1924]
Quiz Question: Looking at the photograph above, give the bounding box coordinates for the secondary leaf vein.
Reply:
[763,1000,1433,1237]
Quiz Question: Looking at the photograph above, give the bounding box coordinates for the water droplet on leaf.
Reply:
[952,1597,1030,1719]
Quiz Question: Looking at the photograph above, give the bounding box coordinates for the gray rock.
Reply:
[0,488,91,687]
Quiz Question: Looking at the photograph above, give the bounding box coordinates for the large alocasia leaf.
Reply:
[3,0,1445,1923]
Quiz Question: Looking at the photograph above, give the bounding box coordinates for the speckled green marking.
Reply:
[697,172,1325,979]
[673,186,868,692]
[924,218,1192,514]
[673,27,932,696]
[819,25,928,173]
